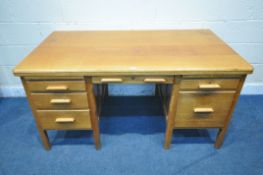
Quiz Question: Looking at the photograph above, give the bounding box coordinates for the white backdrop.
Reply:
[0,0,263,96]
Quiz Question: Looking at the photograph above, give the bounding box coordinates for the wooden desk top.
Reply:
[13,30,253,76]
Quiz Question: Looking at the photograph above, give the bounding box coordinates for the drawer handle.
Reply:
[50,99,71,104]
[55,118,75,123]
[194,108,214,113]
[144,78,166,83]
[46,85,68,91]
[199,83,221,89]
[101,78,123,83]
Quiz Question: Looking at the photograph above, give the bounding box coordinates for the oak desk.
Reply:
[13,30,253,150]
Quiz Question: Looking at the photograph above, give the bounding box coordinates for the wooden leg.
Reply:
[86,79,101,150]
[164,79,180,149]
[164,120,174,149]
[214,76,246,149]
[215,128,226,149]
[37,127,51,150]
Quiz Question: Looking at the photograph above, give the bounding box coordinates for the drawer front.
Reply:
[174,91,235,128]
[27,80,86,92]
[180,78,240,90]
[92,76,174,84]
[174,114,227,128]
[31,92,89,109]
[37,110,92,130]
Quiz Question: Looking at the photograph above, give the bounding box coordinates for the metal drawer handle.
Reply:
[55,118,75,123]
[194,107,214,113]
[144,78,166,83]
[46,85,68,91]
[50,99,71,104]
[101,78,123,83]
[199,83,221,89]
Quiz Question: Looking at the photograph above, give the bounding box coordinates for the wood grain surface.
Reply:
[13,30,253,76]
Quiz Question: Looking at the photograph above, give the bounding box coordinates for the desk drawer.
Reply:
[174,114,227,128]
[92,76,174,84]
[180,78,240,90]
[37,110,92,130]
[27,80,86,92]
[174,91,235,128]
[31,92,89,109]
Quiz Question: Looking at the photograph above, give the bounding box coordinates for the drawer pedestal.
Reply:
[163,76,246,149]
[21,77,102,150]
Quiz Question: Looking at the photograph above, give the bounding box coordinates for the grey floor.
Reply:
[0,95,262,175]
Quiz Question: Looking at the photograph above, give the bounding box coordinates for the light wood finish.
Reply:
[174,118,225,128]
[180,78,240,90]
[194,107,214,113]
[174,111,231,128]
[50,99,71,104]
[144,78,166,83]
[199,84,221,89]
[13,30,253,150]
[101,78,123,83]
[55,118,75,123]
[176,91,235,116]
[174,91,235,128]
[164,77,180,149]
[13,30,253,77]
[214,76,246,149]
[92,76,174,84]
[46,85,68,91]
[37,110,92,130]
[25,76,84,80]
[21,78,51,150]
[31,92,89,109]
[86,77,101,150]
[26,80,85,92]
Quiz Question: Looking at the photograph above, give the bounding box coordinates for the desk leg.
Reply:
[86,80,101,150]
[164,80,180,149]
[215,76,246,149]
[21,78,51,150]
[37,128,51,150]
